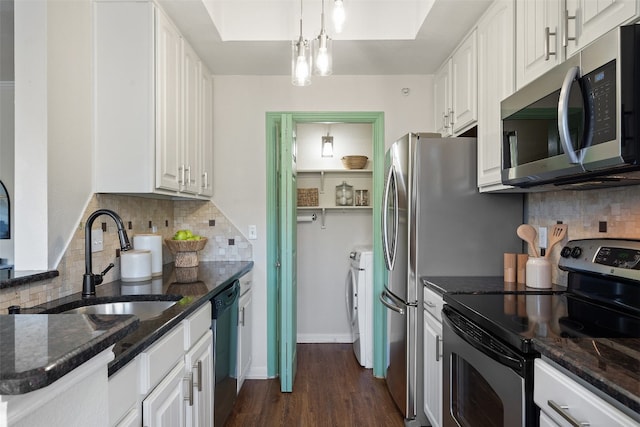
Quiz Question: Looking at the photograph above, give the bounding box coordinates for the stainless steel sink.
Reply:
[61,300,177,321]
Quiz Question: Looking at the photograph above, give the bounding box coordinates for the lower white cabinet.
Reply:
[534,359,639,427]
[423,287,444,427]
[142,360,187,427]
[237,286,253,392]
[109,303,213,427]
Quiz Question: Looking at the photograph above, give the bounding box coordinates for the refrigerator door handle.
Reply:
[382,165,398,271]
[379,289,405,315]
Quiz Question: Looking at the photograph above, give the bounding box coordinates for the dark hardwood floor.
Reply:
[225,343,405,427]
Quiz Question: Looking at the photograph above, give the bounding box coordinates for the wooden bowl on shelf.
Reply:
[164,238,208,268]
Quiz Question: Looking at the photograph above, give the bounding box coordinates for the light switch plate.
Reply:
[248,225,257,240]
[91,229,104,252]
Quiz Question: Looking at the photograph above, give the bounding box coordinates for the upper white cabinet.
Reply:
[516,0,563,89]
[566,0,639,57]
[433,30,478,136]
[433,62,452,136]
[451,30,478,134]
[95,1,213,199]
[477,0,516,192]
[516,0,639,89]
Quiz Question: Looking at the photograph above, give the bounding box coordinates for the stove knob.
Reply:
[570,246,582,258]
[560,246,572,258]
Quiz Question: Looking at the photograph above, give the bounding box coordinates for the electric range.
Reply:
[441,238,640,427]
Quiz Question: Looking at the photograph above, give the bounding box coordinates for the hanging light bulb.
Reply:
[332,0,345,34]
[313,0,333,76]
[292,0,311,86]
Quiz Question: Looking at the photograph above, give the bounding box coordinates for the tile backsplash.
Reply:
[0,194,252,311]
[526,185,640,285]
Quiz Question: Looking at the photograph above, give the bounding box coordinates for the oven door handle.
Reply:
[444,314,523,372]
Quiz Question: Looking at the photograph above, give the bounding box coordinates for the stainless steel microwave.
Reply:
[501,24,640,189]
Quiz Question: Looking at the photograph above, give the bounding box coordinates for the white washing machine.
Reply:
[345,247,373,368]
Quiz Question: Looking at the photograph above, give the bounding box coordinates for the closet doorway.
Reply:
[266,112,386,392]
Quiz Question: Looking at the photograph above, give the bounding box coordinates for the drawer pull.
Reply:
[184,373,194,406]
[425,300,436,308]
[548,399,590,426]
[435,335,442,362]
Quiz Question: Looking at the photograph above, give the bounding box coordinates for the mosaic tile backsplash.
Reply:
[527,185,640,285]
[0,194,252,311]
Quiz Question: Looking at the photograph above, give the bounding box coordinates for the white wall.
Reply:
[14,0,94,270]
[211,74,434,378]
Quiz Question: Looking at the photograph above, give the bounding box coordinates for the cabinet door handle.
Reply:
[547,400,590,426]
[564,9,576,47]
[435,335,442,362]
[544,27,557,60]
[184,373,194,406]
[442,112,448,129]
[179,165,185,186]
[186,166,192,186]
[448,108,454,126]
[240,306,245,326]
[202,172,209,189]
[192,360,203,392]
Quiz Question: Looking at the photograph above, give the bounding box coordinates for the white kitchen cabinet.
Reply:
[516,0,563,89]
[237,285,253,392]
[199,70,214,197]
[433,30,477,136]
[477,0,516,192]
[185,332,214,427]
[423,287,444,427]
[433,62,452,136]
[95,1,213,199]
[142,360,187,427]
[451,29,478,134]
[565,0,638,57]
[109,357,140,426]
[534,359,639,427]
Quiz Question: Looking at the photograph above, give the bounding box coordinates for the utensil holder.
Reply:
[525,257,551,289]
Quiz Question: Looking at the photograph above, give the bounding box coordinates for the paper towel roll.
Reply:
[121,250,152,282]
[133,234,163,276]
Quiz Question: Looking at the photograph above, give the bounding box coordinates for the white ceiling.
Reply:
[157,0,493,75]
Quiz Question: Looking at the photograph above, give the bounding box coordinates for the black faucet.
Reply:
[83,209,132,297]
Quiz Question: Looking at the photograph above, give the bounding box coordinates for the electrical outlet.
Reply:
[538,226,547,249]
[91,229,104,253]
[248,225,257,240]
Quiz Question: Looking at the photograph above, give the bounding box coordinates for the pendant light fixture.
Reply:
[332,0,345,33]
[292,0,311,86]
[312,0,333,76]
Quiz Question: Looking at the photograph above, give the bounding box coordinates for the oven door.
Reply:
[442,308,535,427]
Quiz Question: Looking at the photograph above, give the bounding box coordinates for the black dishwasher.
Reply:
[211,280,240,427]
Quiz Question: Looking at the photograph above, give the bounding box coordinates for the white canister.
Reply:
[133,234,163,276]
[120,249,152,282]
[525,257,552,289]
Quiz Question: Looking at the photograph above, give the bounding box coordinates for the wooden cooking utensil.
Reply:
[517,224,539,257]
[545,224,568,259]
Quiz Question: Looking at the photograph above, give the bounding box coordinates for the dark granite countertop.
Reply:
[422,276,567,295]
[534,337,640,416]
[11,260,253,393]
[0,268,59,290]
[0,314,138,394]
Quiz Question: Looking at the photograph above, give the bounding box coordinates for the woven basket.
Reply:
[341,155,368,169]
[297,188,319,207]
[165,238,208,267]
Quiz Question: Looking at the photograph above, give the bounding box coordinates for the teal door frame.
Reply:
[266,111,387,380]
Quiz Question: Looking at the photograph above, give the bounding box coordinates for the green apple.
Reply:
[173,230,189,240]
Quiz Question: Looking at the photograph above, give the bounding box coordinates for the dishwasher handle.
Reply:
[212,280,240,318]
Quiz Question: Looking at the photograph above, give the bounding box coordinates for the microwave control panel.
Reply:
[583,60,616,145]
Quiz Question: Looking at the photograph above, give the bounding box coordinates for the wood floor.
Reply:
[225,343,405,427]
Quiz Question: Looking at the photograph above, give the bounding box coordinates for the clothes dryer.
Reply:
[345,248,373,368]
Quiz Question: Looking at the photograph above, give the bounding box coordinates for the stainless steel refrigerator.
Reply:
[380,133,523,425]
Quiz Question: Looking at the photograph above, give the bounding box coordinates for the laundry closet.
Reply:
[295,122,374,345]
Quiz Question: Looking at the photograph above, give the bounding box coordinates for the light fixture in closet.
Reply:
[321,127,334,157]
[291,0,311,86]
